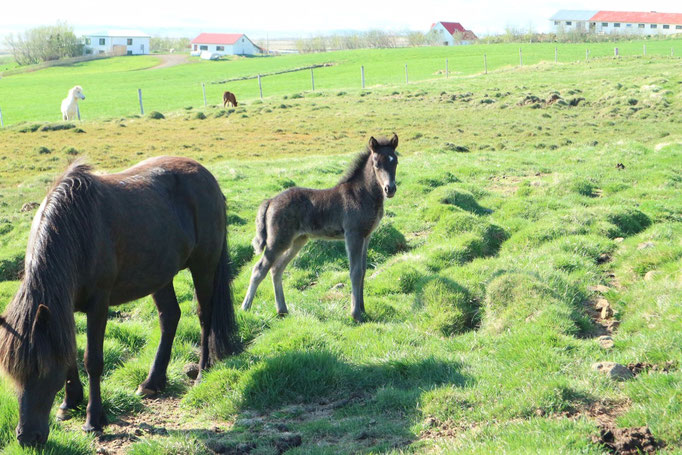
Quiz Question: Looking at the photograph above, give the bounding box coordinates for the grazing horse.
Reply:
[61,86,85,121]
[0,157,239,445]
[242,134,399,321]
[223,91,238,108]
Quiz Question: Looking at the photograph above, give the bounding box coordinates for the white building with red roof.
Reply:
[551,10,682,35]
[190,33,262,56]
[430,22,478,45]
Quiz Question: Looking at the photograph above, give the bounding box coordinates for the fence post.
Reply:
[672,48,675,57]
[202,83,207,106]
[311,68,315,91]
[77,104,81,121]
[484,54,487,74]
[446,58,448,78]
[586,49,589,61]
[258,74,263,99]
[0,107,3,128]
[138,89,144,115]
[519,48,523,66]
[405,64,408,84]
[361,66,365,89]
[643,44,646,56]
[555,46,558,63]
[615,47,619,57]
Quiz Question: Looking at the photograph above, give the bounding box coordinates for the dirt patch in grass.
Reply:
[592,426,662,454]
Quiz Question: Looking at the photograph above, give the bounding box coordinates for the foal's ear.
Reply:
[390,133,398,149]
[368,136,379,153]
[31,305,51,336]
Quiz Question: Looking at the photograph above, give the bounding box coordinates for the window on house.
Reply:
[200,45,208,50]
[602,22,608,27]
[193,44,197,50]
[638,24,645,28]
[650,24,657,29]
[99,38,106,45]
[662,24,669,29]
[614,23,620,28]
[565,21,572,26]
[127,50,132,55]
[626,23,632,27]
[554,21,559,25]
[216,46,224,51]
[676,25,682,29]
[85,38,91,45]
[127,38,133,45]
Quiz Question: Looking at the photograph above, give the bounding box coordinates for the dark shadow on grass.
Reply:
[185,350,471,454]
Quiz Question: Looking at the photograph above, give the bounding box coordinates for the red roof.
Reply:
[191,33,244,45]
[433,22,466,34]
[591,11,682,24]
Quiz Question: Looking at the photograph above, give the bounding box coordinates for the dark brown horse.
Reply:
[0,157,239,445]
[223,91,238,108]
[241,134,399,321]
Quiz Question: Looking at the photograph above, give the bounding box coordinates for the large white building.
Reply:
[190,33,262,56]
[83,30,150,55]
[551,10,682,35]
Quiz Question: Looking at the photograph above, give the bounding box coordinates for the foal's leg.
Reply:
[137,282,181,397]
[242,248,281,311]
[345,232,367,322]
[56,362,84,421]
[270,236,308,315]
[83,292,110,433]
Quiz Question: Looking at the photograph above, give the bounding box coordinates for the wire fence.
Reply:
[0,44,678,127]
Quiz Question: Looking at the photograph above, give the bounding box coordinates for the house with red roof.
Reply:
[430,22,478,45]
[190,33,262,57]
[550,10,682,35]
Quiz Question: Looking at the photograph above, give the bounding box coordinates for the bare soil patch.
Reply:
[149,54,191,70]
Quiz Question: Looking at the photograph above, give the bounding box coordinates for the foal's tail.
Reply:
[208,238,240,363]
[252,199,271,254]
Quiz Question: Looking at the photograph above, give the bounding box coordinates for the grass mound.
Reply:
[419,276,478,336]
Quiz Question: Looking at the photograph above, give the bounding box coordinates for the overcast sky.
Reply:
[1,0,680,40]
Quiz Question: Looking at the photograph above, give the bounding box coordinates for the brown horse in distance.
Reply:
[241,134,399,321]
[223,91,238,108]
[0,157,239,445]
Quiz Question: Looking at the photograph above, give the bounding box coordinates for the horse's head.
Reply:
[0,306,69,446]
[71,86,85,101]
[368,134,399,198]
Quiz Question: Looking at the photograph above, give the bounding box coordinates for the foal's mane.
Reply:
[337,137,394,185]
[0,160,100,380]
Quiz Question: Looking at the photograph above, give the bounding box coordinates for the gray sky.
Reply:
[1,0,680,39]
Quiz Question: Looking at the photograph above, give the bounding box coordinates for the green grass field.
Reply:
[0,45,680,454]
[0,38,681,125]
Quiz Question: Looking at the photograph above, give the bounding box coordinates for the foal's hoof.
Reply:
[56,407,73,421]
[277,311,288,318]
[135,385,158,398]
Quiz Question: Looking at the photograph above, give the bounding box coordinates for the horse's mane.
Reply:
[0,160,100,380]
[338,137,394,185]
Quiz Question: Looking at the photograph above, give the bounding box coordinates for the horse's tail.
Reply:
[252,199,271,255]
[207,237,240,364]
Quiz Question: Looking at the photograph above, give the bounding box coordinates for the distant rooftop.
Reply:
[191,33,245,45]
[86,30,151,37]
[549,10,599,21]
[591,10,682,24]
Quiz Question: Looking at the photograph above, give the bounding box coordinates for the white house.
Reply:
[190,33,262,56]
[550,10,682,35]
[429,22,478,46]
[83,30,150,55]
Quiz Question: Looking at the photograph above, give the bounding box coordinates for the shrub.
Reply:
[147,111,165,120]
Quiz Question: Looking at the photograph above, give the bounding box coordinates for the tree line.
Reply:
[4,22,83,65]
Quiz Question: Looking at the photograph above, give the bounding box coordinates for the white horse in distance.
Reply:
[61,86,85,121]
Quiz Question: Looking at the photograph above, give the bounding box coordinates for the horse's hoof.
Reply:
[56,407,72,421]
[82,423,103,434]
[277,311,288,318]
[135,385,158,398]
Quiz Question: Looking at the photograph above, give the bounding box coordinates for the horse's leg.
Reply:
[83,292,110,432]
[56,362,83,421]
[241,248,281,311]
[136,282,180,397]
[270,236,308,315]
[345,232,366,322]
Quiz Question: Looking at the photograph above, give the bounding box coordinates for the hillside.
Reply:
[0,52,680,454]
